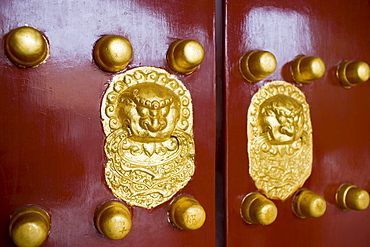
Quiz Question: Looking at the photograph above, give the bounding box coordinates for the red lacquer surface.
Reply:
[2,0,370,246]
[224,0,370,246]
[0,0,216,246]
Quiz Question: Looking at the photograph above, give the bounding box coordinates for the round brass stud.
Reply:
[240,192,278,225]
[336,183,369,211]
[336,61,370,88]
[168,195,206,230]
[9,206,50,247]
[5,26,49,68]
[94,201,132,240]
[93,35,132,72]
[291,55,326,84]
[239,50,277,83]
[167,40,205,74]
[292,189,326,219]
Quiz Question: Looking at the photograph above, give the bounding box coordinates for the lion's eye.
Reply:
[278,115,286,124]
[137,106,149,117]
[161,106,170,116]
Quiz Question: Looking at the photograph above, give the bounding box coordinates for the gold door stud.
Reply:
[94,201,132,240]
[337,60,370,88]
[292,189,326,219]
[9,206,50,247]
[93,35,132,72]
[291,55,326,84]
[240,192,278,226]
[5,26,49,68]
[336,184,369,211]
[167,40,205,74]
[239,50,277,83]
[168,195,206,230]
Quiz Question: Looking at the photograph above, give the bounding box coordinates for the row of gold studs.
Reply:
[3,26,205,75]
[4,26,369,88]
[239,50,370,88]
[240,184,369,226]
[9,195,206,246]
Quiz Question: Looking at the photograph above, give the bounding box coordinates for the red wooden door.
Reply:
[2,0,370,246]
[224,0,370,246]
[0,0,216,246]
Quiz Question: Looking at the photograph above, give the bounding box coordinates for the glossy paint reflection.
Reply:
[243,7,312,63]
[0,0,215,246]
[1,0,169,67]
[1,0,209,70]
[225,0,370,246]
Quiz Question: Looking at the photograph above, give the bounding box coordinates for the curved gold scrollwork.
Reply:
[247,81,313,200]
[101,67,194,209]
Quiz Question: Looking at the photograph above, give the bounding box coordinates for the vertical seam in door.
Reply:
[216,0,226,246]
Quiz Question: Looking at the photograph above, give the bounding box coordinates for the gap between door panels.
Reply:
[215,0,226,246]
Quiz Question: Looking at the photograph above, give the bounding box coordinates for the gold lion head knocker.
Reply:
[248,81,313,200]
[101,67,195,208]
[259,94,304,145]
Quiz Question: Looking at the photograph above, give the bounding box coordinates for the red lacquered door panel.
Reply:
[2,0,370,246]
[0,0,215,246]
[224,0,370,246]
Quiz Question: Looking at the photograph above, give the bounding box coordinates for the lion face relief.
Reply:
[248,81,313,200]
[259,94,304,145]
[101,67,195,208]
[118,83,181,142]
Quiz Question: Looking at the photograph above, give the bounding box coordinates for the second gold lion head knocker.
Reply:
[248,81,313,200]
[101,67,195,208]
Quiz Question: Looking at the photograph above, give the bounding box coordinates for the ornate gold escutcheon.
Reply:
[9,206,51,247]
[247,81,313,200]
[101,66,195,209]
[168,195,206,230]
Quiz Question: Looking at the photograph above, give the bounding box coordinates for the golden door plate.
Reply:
[247,81,313,200]
[101,66,195,208]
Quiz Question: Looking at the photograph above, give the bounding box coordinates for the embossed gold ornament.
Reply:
[101,66,195,209]
[247,81,313,200]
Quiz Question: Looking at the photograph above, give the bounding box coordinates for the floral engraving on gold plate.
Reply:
[248,81,312,200]
[101,66,194,208]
